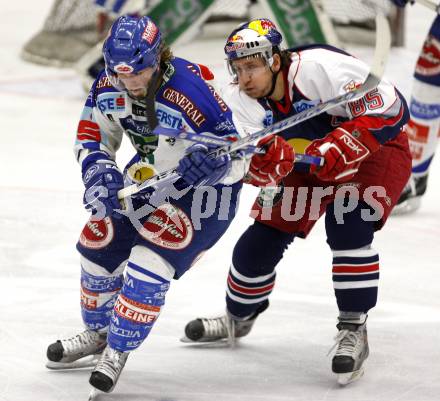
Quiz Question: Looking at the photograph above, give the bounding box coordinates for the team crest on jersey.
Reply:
[140,204,193,250]
[293,99,319,113]
[416,35,440,76]
[343,80,360,92]
[79,217,114,249]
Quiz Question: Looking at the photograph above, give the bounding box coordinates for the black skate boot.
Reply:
[89,345,129,393]
[392,174,428,215]
[331,317,369,385]
[183,303,268,344]
[46,329,107,369]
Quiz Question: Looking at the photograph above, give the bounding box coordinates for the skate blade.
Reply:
[337,367,364,386]
[180,336,231,348]
[391,197,422,215]
[88,387,103,401]
[180,335,228,343]
[46,355,100,370]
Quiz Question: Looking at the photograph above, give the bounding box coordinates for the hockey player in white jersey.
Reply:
[391,0,440,213]
[183,18,411,385]
[45,15,248,394]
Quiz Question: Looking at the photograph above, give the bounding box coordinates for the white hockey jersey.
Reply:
[223,45,408,161]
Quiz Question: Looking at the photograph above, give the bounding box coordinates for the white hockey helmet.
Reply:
[224,18,283,79]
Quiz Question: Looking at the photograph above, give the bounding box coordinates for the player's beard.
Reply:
[128,69,161,100]
[128,87,148,99]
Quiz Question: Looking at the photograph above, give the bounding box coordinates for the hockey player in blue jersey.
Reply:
[391,0,440,213]
[45,15,248,393]
[183,18,412,385]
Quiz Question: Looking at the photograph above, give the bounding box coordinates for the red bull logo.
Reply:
[248,19,275,35]
[231,34,243,42]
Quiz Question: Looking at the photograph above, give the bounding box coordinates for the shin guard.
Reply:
[107,246,174,352]
[80,256,124,332]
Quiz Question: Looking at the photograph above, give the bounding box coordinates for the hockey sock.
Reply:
[332,247,379,313]
[226,262,275,319]
[80,256,124,332]
[107,246,174,352]
[409,15,440,178]
[226,221,294,318]
[406,79,440,178]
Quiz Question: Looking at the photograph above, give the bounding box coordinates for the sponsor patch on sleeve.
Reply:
[97,93,126,113]
[162,87,206,127]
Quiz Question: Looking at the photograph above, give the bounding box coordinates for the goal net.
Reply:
[21,0,404,68]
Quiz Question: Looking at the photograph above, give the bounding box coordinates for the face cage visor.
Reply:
[226,52,274,83]
[104,58,160,93]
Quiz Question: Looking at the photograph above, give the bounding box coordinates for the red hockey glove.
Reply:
[306,126,380,182]
[245,134,294,187]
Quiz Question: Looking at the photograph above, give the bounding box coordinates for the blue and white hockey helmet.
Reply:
[103,15,162,87]
[224,18,283,63]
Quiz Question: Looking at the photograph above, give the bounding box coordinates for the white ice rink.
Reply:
[0,1,439,400]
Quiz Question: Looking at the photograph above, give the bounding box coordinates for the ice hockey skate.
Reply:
[331,321,369,385]
[392,174,428,215]
[46,329,107,369]
[182,312,258,344]
[89,345,129,393]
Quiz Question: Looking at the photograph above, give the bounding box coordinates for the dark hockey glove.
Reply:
[82,155,124,219]
[306,126,380,182]
[245,134,294,187]
[177,143,232,188]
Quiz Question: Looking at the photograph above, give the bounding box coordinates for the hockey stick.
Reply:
[152,126,324,165]
[414,0,440,13]
[117,12,391,200]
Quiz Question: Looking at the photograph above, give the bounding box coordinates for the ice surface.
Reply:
[0,1,439,400]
